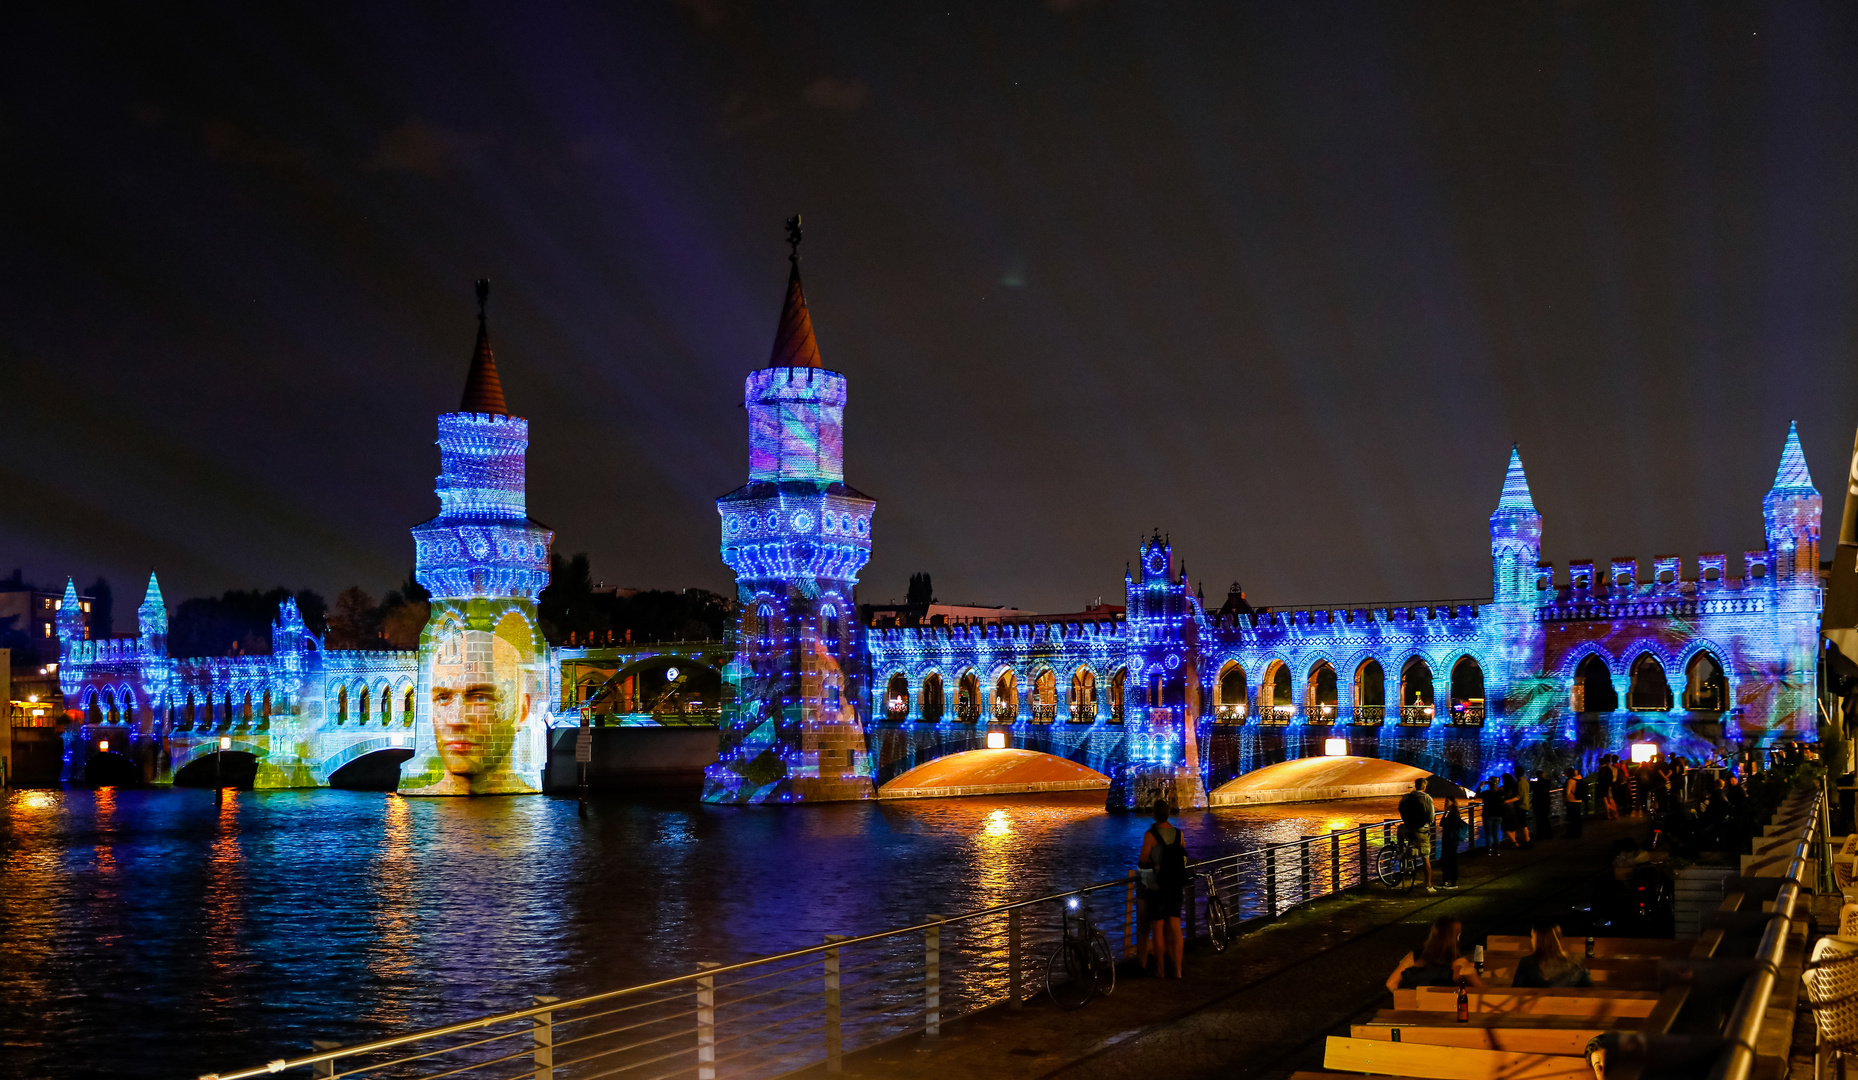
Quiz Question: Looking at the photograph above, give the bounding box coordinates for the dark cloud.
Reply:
[804,77,869,112]
[367,118,490,176]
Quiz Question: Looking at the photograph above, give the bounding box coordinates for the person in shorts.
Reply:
[1397,778,1437,892]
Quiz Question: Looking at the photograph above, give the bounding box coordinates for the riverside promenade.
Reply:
[790,818,1645,1080]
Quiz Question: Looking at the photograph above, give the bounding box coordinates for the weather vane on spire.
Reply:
[784,214,803,265]
[475,278,490,322]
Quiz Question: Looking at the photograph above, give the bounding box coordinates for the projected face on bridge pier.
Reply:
[406,621,539,796]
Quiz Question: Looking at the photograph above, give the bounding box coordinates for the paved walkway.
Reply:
[789,817,1645,1080]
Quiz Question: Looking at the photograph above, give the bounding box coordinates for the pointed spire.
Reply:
[1771,420,1815,492]
[138,572,167,638]
[1495,445,1537,513]
[768,215,823,368]
[459,278,509,415]
[56,577,84,639]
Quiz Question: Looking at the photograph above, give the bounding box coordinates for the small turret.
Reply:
[1764,421,1822,583]
[55,577,85,643]
[137,572,167,646]
[1489,447,1543,604]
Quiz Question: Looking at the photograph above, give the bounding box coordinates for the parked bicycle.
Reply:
[1375,828,1424,893]
[1199,871,1232,952]
[1045,896,1116,1009]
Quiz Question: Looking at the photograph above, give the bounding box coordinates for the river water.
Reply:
[0,788,1402,1080]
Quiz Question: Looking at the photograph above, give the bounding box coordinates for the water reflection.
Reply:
[0,788,1406,1080]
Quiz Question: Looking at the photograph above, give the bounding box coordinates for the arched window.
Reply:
[1685,653,1727,712]
[403,686,416,724]
[1307,660,1338,721]
[1110,668,1127,723]
[1399,658,1434,723]
[337,685,348,725]
[820,606,841,650]
[1216,663,1247,721]
[182,692,196,731]
[1449,657,1485,724]
[957,670,981,722]
[1259,660,1292,722]
[1573,654,1617,713]
[885,673,909,719]
[920,673,944,723]
[1070,667,1096,723]
[1355,659,1385,721]
[1628,653,1672,711]
[241,692,253,725]
[379,684,392,724]
[358,686,371,726]
[100,689,115,725]
[754,604,775,651]
[1031,669,1056,722]
[261,689,272,722]
[993,670,1018,719]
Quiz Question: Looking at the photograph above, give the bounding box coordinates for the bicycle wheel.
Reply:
[1045,941,1094,1010]
[1206,895,1231,952]
[1375,844,1407,889]
[1087,932,1116,997]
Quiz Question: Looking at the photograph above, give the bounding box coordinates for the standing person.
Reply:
[1502,773,1532,848]
[1137,801,1188,978]
[1531,770,1555,841]
[1439,794,1467,889]
[1385,916,1489,991]
[1398,778,1437,892]
[1598,756,1619,820]
[1478,776,1505,855]
[1562,766,1585,839]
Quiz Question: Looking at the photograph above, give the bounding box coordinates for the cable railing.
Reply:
[195,803,1512,1080]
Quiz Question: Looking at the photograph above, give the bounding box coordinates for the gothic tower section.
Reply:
[705,224,876,804]
[1113,533,1208,812]
[1759,422,1822,738]
[404,281,553,795]
[1487,447,1550,723]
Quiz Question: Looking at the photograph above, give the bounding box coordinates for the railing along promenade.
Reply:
[198,805,1492,1080]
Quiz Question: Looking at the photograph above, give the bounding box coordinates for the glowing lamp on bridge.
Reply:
[390,733,405,747]
[98,740,109,753]
[219,736,233,751]
[1630,742,1658,764]
[986,731,1007,750]
[1323,738,1346,757]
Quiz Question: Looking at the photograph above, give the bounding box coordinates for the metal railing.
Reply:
[1029,704,1056,722]
[1352,705,1385,724]
[1397,705,1436,725]
[1707,782,1823,1080]
[197,805,1497,1080]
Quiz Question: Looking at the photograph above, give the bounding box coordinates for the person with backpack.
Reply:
[1398,777,1437,892]
[1137,801,1189,978]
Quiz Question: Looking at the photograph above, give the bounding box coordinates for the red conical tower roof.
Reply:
[460,279,509,415]
[768,260,823,368]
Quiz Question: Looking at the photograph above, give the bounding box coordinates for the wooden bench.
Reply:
[1483,934,1691,958]
[1321,1035,1591,1080]
[1348,1022,1600,1055]
[1398,986,1660,1018]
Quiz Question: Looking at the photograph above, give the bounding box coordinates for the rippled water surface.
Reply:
[0,788,1401,1080]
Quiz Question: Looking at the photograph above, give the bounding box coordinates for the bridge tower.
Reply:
[405,280,554,794]
[1762,422,1822,739]
[1486,447,1548,724]
[1111,533,1209,812]
[705,220,877,804]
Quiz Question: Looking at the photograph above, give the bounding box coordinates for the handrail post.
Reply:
[1186,873,1198,940]
[1008,908,1022,1009]
[696,962,719,1080]
[1300,836,1312,902]
[1357,825,1369,888]
[1265,847,1278,915]
[532,995,558,1080]
[1125,874,1136,954]
[311,1040,339,1079]
[824,935,845,1073]
[924,915,944,1039]
[1330,829,1342,894]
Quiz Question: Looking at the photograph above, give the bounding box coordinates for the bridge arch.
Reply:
[173,748,261,789]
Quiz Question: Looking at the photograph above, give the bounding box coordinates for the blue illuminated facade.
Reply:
[49,247,1826,804]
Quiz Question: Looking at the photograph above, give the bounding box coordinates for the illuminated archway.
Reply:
[1685,652,1727,712]
[1629,653,1671,712]
[1070,667,1096,723]
[921,673,945,723]
[1306,660,1338,721]
[1355,658,1385,721]
[1216,661,1247,721]
[885,672,910,720]
[878,749,1110,800]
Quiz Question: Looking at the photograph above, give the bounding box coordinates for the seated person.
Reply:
[1385,915,1488,991]
[1512,916,1593,988]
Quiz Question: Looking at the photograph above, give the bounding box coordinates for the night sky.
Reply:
[4,2,1857,617]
